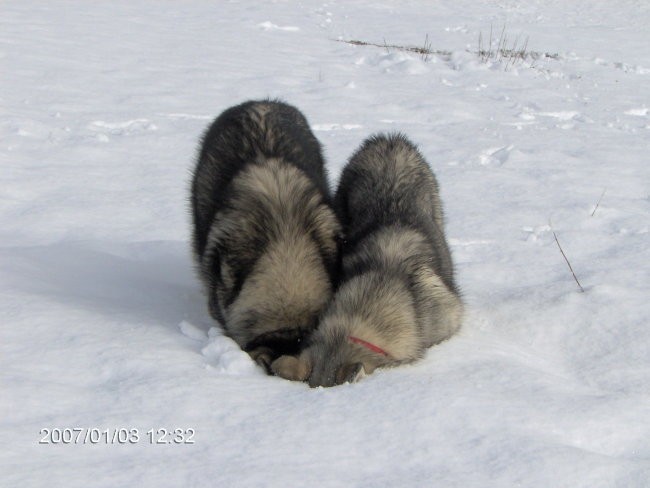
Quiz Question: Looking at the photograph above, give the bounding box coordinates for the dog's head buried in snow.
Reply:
[271,300,401,387]
[272,133,463,387]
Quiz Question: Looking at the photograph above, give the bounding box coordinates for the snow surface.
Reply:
[2,1,649,486]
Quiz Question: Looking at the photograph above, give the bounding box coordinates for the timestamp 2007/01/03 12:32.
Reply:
[38,427,196,445]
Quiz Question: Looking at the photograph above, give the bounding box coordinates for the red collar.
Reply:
[349,336,388,356]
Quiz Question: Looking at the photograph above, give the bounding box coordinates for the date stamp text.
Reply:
[38,428,195,445]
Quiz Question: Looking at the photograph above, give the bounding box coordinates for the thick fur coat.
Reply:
[272,133,462,386]
[191,100,341,369]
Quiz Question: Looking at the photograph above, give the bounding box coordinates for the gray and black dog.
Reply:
[272,133,463,386]
[191,100,341,371]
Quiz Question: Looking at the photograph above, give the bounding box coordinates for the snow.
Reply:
[2,0,649,486]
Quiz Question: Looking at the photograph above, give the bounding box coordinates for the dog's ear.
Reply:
[336,362,366,385]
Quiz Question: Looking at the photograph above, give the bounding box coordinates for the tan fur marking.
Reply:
[416,269,463,345]
[372,227,425,264]
[227,232,332,344]
[203,158,339,349]
[322,273,421,361]
[235,159,339,252]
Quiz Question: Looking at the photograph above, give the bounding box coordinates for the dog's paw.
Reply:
[271,355,311,381]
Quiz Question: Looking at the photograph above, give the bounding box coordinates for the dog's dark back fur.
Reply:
[192,100,330,258]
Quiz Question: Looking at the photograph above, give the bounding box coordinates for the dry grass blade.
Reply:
[334,35,558,71]
[552,230,585,293]
[591,188,607,217]
[334,38,451,58]
[475,26,558,70]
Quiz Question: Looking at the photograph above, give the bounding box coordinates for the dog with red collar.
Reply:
[272,133,463,387]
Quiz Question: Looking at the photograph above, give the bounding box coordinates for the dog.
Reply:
[191,100,341,371]
[271,133,462,386]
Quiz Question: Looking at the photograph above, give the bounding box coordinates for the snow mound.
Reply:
[201,328,261,376]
